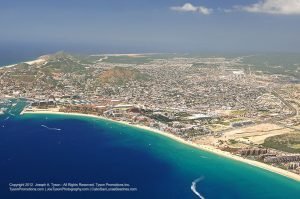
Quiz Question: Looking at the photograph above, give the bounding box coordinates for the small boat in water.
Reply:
[0,108,7,115]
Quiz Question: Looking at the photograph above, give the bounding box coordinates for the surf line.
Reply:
[191,177,205,199]
[41,125,62,131]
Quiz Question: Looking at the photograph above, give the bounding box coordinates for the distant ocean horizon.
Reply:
[0,45,47,67]
[3,42,299,67]
[0,112,300,199]
[0,42,162,67]
[0,43,92,67]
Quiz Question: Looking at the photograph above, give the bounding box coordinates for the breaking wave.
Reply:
[191,177,205,199]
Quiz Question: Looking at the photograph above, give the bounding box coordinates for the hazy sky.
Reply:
[1,0,300,53]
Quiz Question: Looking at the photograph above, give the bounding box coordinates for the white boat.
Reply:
[0,107,8,114]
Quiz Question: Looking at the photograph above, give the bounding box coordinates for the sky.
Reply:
[1,0,300,54]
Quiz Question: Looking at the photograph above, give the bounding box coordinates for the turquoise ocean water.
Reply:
[0,112,299,199]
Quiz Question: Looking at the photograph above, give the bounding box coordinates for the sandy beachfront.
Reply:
[0,58,46,69]
[0,63,17,69]
[22,109,300,182]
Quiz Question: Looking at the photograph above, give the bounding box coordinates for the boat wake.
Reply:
[191,177,205,199]
[4,116,10,121]
[8,112,15,116]
[41,125,62,131]
[199,155,209,159]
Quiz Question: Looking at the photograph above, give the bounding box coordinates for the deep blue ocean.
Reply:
[0,113,300,199]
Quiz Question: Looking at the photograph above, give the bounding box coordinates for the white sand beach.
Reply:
[0,58,46,69]
[22,109,300,182]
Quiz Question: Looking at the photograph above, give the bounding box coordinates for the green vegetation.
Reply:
[263,133,300,153]
[216,120,230,126]
[74,55,103,64]
[231,110,247,115]
[148,114,172,123]
[229,118,244,123]
[241,53,300,78]
[174,112,191,118]
[42,52,86,73]
[291,144,300,149]
[228,139,238,144]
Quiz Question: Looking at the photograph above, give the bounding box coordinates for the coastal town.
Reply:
[1,52,300,180]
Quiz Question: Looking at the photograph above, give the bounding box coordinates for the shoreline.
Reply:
[0,58,46,69]
[22,110,300,182]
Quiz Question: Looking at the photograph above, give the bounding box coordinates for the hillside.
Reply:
[41,52,86,73]
[99,67,149,85]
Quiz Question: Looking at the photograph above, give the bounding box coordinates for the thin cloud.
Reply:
[170,3,213,15]
[235,0,300,15]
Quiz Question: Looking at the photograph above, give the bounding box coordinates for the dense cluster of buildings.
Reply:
[1,53,300,174]
[0,55,296,135]
[237,147,300,174]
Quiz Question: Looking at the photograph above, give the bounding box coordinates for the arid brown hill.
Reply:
[99,67,149,85]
